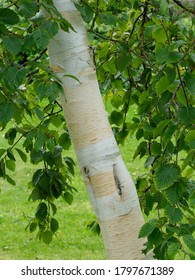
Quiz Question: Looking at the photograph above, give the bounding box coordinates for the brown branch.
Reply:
[173,0,195,15]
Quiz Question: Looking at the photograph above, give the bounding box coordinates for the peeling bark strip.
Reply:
[49,0,148,259]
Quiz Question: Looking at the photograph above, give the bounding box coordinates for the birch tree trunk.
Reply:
[49,0,147,259]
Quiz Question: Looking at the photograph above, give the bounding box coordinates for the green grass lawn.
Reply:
[0,134,144,260]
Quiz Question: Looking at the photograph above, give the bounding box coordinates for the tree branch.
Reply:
[173,0,195,16]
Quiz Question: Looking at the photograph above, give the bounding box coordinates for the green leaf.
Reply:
[33,28,50,49]
[182,234,195,253]
[99,13,117,26]
[32,169,42,186]
[35,202,48,222]
[58,132,71,150]
[0,23,8,35]
[15,148,27,163]
[29,221,38,233]
[0,149,6,157]
[41,230,53,244]
[45,21,59,38]
[34,131,46,151]
[0,103,16,126]
[117,54,132,71]
[163,124,177,147]
[59,18,75,32]
[138,219,158,238]
[185,130,195,148]
[184,72,195,96]
[0,8,19,25]
[165,205,183,224]
[50,218,59,233]
[103,58,117,75]
[156,46,170,64]
[144,156,155,168]
[75,2,94,23]
[34,81,62,102]
[7,148,16,161]
[5,66,26,90]
[164,182,183,205]
[110,111,123,125]
[153,119,170,138]
[167,242,180,260]
[19,2,39,18]
[178,106,195,125]
[6,160,16,172]
[151,141,162,155]
[2,36,22,55]
[167,52,184,63]
[152,26,167,43]
[5,174,16,186]
[155,164,180,190]
[63,192,73,205]
[156,75,170,95]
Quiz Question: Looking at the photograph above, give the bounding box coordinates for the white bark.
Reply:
[49,0,148,259]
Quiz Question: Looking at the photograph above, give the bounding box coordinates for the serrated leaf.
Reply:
[99,13,117,26]
[19,2,39,18]
[156,75,170,95]
[0,103,16,125]
[0,8,19,25]
[182,234,195,253]
[138,219,157,238]
[33,28,50,49]
[155,164,180,190]
[45,81,62,101]
[34,81,62,102]
[35,202,48,222]
[2,36,22,55]
[165,206,183,224]
[167,242,180,259]
[45,21,59,38]
[5,66,26,90]
[164,183,183,205]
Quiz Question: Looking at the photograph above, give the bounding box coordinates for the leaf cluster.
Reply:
[78,0,195,259]
[0,0,76,243]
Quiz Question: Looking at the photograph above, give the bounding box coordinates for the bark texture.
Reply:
[49,0,148,259]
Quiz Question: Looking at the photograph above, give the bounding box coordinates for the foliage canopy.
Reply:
[0,0,195,259]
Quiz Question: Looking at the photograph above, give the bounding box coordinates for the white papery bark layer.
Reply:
[49,0,147,260]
